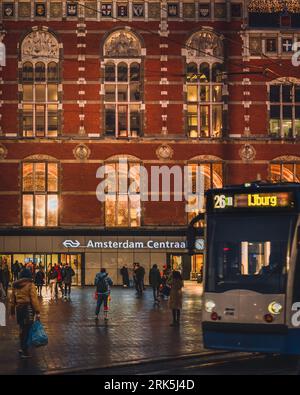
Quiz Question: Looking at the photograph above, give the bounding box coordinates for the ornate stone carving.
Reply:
[239,144,256,162]
[272,155,300,163]
[156,144,174,160]
[104,31,141,57]
[189,155,223,163]
[186,30,224,59]
[73,144,91,161]
[0,144,7,160]
[24,154,57,161]
[21,30,59,61]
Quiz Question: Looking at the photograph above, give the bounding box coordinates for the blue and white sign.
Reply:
[63,239,188,250]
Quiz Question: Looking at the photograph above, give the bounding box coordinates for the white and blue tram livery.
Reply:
[199,182,300,355]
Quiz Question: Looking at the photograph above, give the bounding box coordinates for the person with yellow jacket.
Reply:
[10,268,40,359]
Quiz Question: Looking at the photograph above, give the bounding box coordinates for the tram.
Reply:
[189,182,300,355]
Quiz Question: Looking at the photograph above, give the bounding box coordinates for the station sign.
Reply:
[62,239,188,250]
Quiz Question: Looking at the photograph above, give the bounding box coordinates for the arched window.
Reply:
[104,157,141,227]
[269,81,300,138]
[103,30,143,138]
[22,161,59,227]
[21,30,60,138]
[185,30,224,138]
[270,159,300,183]
[187,160,223,225]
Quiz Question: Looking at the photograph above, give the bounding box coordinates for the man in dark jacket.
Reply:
[2,263,10,295]
[62,264,75,299]
[149,264,162,303]
[12,261,21,281]
[120,266,130,288]
[94,268,113,321]
[135,263,145,298]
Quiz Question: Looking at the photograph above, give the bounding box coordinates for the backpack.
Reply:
[96,274,108,294]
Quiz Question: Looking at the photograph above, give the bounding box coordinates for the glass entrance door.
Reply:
[59,254,82,286]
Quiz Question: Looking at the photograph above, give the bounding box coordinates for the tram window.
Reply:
[207,215,293,294]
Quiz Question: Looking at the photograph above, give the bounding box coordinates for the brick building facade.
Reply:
[0,0,300,285]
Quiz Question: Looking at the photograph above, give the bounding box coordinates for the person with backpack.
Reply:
[62,263,75,300]
[94,268,113,322]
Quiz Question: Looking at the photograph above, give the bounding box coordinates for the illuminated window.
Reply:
[187,162,223,224]
[269,83,300,138]
[270,162,300,183]
[105,160,141,227]
[103,30,143,138]
[22,162,59,227]
[21,31,60,138]
[186,62,223,138]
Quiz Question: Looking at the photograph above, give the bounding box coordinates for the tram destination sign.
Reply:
[212,192,296,211]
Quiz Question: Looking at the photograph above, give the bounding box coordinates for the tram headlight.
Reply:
[205,300,216,313]
[268,302,283,315]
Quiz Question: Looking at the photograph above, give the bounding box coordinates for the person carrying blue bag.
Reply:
[10,268,41,359]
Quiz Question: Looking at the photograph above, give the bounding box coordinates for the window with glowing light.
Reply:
[103,30,143,138]
[270,162,300,183]
[186,62,223,138]
[105,161,141,227]
[269,83,300,138]
[21,31,60,138]
[22,162,59,227]
[187,162,223,225]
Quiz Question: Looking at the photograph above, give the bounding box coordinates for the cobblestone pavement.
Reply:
[0,282,204,375]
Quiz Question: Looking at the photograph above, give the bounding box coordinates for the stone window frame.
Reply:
[17,27,63,139]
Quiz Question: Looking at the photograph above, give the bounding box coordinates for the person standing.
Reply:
[54,264,63,298]
[48,265,58,300]
[12,261,21,282]
[168,271,184,327]
[135,263,145,298]
[10,268,40,358]
[35,267,45,297]
[2,262,10,296]
[62,263,75,300]
[94,268,113,322]
[120,266,129,288]
[149,264,162,303]
[0,264,5,299]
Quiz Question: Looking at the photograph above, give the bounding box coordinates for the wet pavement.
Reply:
[0,282,204,375]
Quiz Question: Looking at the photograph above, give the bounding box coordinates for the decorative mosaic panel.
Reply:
[35,3,46,17]
[3,3,14,18]
[148,2,160,19]
[168,3,179,17]
[199,3,210,18]
[249,36,262,55]
[67,2,78,17]
[183,3,195,18]
[101,3,112,17]
[214,3,226,18]
[85,2,97,18]
[231,3,242,18]
[132,3,144,17]
[118,4,128,17]
[18,2,31,18]
[50,2,62,18]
